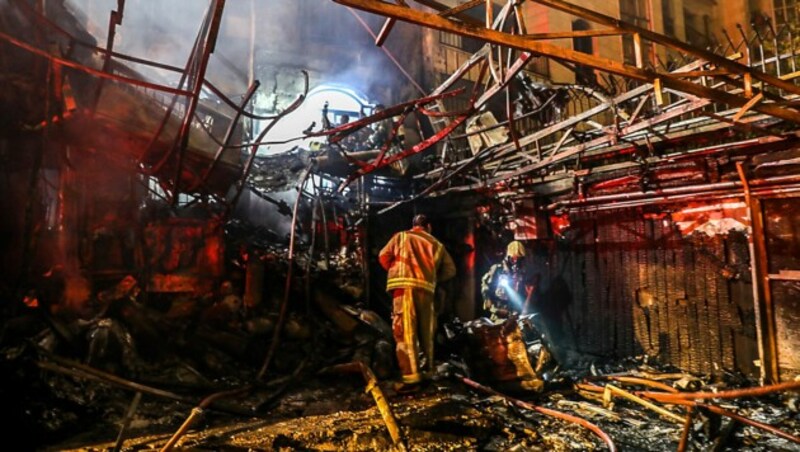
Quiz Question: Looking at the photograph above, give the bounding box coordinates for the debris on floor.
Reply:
[4,287,799,452]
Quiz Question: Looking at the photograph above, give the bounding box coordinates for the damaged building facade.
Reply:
[2,0,800,450]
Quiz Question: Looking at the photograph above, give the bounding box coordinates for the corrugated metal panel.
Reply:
[538,211,758,375]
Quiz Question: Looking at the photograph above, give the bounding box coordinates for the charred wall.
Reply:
[529,210,759,376]
[764,198,800,381]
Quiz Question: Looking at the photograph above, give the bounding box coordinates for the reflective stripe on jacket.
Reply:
[379,227,456,294]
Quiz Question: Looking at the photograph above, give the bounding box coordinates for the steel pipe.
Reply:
[547,175,800,210]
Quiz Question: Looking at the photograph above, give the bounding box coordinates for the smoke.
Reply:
[63,0,417,153]
[63,1,412,98]
[65,0,209,85]
[249,0,409,99]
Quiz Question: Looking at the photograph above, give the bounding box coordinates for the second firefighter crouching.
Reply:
[481,240,535,321]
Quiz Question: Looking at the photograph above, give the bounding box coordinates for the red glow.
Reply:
[144,219,224,293]
[464,229,475,273]
[550,214,571,238]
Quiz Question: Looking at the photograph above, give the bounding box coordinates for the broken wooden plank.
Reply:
[439,0,483,18]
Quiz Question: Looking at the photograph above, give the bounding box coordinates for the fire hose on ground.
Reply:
[576,379,800,445]
[460,376,617,452]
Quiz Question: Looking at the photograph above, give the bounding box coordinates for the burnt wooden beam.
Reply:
[497,92,751,170]
[420,49,766,179]
[532,0,800,97]
[431,112,785,196]
[524,28,627,40]
[375,18,396,46]
[375,0,408,46]
[493,97,711,178]
[736,162,780,384]
[703,111,783,138]
[332,0,800,125]
[673,69,733,78]
[485,73,772,173]
[439,0,483,18]
[421,84,663,179]
[412,0,484,26]
[344,2,519,185]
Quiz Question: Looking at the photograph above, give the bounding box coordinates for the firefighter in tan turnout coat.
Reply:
[379,214,456,387]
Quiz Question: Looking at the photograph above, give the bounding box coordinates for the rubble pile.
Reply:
[4,280,799,452]
[36,357,800,451]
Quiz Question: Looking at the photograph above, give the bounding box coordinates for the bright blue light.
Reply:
[498,275,524,311]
